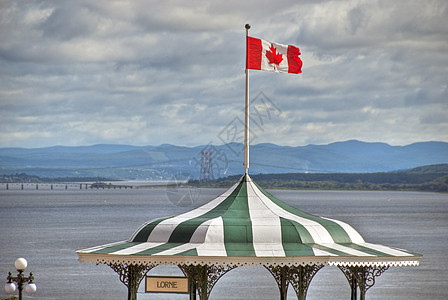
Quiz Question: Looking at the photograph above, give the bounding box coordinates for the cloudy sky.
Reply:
[1,0,447,148]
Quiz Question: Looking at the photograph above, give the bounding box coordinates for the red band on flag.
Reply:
[287,45,302,74]
[246,36,262,70]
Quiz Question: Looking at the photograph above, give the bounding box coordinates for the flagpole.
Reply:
[244,24,250,175]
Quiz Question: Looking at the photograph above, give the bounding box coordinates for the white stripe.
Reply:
[247,182,285,256]
[312,247,337,256]
[322,217,365,243]
[197,217,227,256]
[78,240,128,253]
[112,242,165,255]
[189,220,212,243]
[248,177,335,244]
[147,177,243,243]
[155,217,226,256]
[130,217,165,241]
[319,243,374,256]
[361,243,414,257]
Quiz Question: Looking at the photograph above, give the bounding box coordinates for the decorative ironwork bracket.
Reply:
[338,265,389,300]
[108,263,155,300]
[289,264,324,300]
[178,264,236,300]
[265,264,323,300]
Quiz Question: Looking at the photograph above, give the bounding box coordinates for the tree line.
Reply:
[190,164,448,193]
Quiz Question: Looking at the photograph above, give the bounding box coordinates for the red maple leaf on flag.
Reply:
[265,44,283,68]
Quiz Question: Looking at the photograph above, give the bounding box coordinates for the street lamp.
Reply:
[4,258,37,300]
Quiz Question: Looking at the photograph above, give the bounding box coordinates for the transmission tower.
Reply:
[200,151,213,181]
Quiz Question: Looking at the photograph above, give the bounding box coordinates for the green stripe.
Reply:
[253,180,352,243]
[282,243,315,256]
[176,248,198,256]
[280,217,315,256]
[92,242,139,254]
[132,217,171,242]
[224,243,258,256]
[223,177,256,256]
[280,217,314,244]
[169,223,205,243]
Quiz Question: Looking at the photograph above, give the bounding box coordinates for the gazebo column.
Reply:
[338,265,389,300]
[108,263,155,300]
[179,264,236,300]
[288,265,324,300]
[338,266,357,300]
[189,278,197,300]
[265,265,289,300]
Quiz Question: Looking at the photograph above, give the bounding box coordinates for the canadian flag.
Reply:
[246,36,302,74]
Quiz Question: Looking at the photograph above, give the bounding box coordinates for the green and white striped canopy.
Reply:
[77,174,421,267]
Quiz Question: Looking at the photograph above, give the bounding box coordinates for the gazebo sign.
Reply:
[145,276,189,294]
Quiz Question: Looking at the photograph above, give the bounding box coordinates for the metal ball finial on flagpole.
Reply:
[244,24,250,175]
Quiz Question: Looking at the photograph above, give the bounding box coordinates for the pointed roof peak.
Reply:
[242,172,251,181]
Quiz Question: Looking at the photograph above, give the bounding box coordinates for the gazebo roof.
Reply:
[77,174,421,267]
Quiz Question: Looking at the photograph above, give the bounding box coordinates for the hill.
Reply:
[0,140,447,180]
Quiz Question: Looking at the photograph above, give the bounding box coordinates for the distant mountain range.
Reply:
[0,140,447,180]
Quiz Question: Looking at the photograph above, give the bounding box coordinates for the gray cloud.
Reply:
[0,0,447,148]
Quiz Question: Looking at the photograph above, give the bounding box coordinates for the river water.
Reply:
[0,184,447,299]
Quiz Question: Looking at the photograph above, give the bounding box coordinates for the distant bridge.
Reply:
[1,182,133,190]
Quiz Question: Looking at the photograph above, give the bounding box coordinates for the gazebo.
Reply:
[77,24,421,299]
[77,173,421,300]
